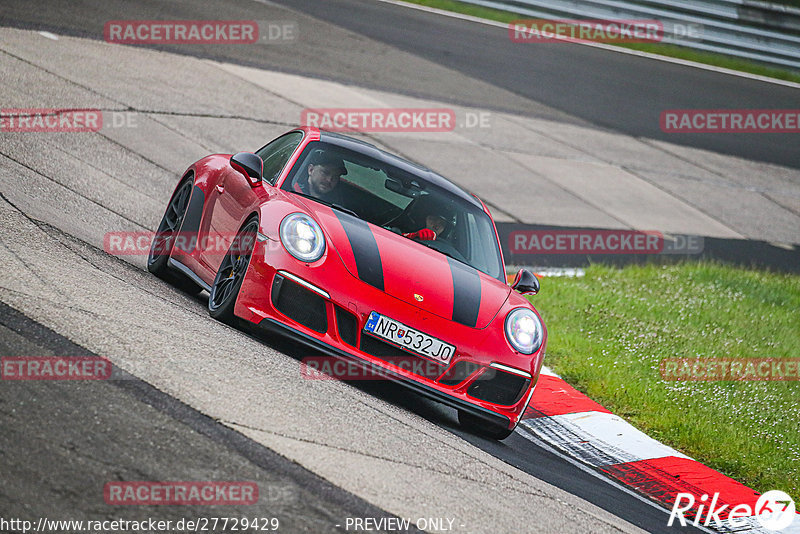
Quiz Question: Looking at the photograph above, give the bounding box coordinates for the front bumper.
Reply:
[234,237,543,430]
[257,316,512,430]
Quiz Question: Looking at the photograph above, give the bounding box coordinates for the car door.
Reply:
[200,132,305,271]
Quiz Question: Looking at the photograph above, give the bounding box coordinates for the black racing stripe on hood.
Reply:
[334,212,384,291]
[448,258,481,327]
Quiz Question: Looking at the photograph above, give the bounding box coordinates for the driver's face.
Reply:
[426,215,448,236]
[308,164,342,195]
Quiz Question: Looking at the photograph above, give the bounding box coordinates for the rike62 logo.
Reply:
[669,490,796,530]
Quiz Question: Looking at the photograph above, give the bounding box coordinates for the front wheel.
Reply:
[458,410,515,440]
[208,217,259,325]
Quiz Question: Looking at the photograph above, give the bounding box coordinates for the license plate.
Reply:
[363,311,455,366]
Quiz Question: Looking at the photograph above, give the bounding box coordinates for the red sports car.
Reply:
[148,127,546,439]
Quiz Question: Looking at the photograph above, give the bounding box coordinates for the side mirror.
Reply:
[230,152,263,186]
[511,269,539,295]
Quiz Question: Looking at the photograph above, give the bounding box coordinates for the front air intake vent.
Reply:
[438,361,482,386]
[271,274,327,333]
[467,368,529,406]
[335,306,358,347]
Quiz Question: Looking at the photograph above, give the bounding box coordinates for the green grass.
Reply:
[530,262,800,496]
[403,0,800,84]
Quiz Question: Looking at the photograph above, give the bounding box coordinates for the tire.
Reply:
[208,217,259,325]
[147,178,200,293]
[458,410,515,440]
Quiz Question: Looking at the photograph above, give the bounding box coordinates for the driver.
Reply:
[293,150,347,204]
[404,214,449,241]
[403,197,453,241]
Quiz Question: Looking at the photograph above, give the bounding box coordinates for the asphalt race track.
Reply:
[0,0,796,533]
[3,0,798,168]
[267,0,800,169]
[0,302,416,534]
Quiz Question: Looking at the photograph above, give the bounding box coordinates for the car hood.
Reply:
[303,202,511,329]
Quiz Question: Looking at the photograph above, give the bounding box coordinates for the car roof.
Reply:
[315,129,484,210]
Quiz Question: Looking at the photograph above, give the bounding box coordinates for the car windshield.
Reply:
[281,141,504,280]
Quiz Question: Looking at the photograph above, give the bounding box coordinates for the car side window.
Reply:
[256,132,304,185]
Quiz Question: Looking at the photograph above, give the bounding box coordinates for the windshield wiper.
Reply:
[331,204,360,218]
[288,190,360,218]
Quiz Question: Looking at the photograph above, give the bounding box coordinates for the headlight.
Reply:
[279,213,325,262]
[504,308,543,354]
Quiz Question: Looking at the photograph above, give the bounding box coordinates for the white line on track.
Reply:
[375,0,800,90]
